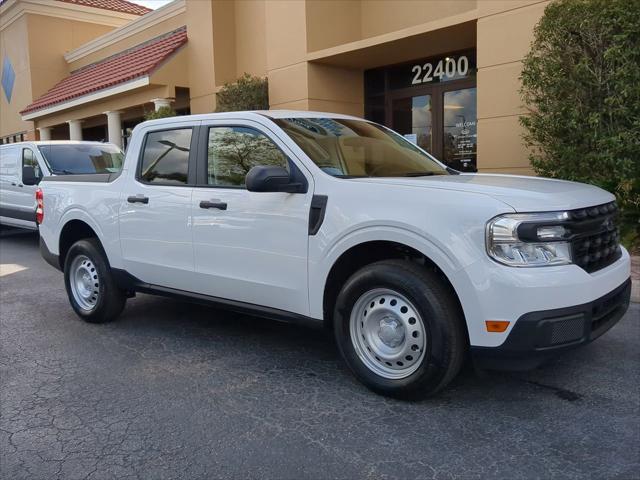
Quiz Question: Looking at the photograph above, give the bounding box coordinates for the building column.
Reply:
[67,120,83,141]
[151,98,173,111]
[104,111,123,149]
[38,127,52,141]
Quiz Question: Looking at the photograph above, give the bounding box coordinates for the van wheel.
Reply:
[64,238,126,323]
[333,259,466,399]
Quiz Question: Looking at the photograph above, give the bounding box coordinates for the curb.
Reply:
[631,256,639,303]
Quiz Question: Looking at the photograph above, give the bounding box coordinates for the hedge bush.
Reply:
[519,0,640,251]
[216,73,269,112]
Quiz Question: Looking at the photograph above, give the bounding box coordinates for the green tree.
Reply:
[144,106,177,121]
[519,0,640,250]
[216,73,269,112]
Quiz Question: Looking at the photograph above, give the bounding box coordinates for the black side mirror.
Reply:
[22,165,40,186]
[245,165,305,193]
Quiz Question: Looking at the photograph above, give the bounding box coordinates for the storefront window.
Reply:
[443,88,477,171]
[392,95,433,154]
[364,50,477,171]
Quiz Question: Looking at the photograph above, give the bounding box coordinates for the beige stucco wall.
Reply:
[476,0,549,174]
[0,15,32,138]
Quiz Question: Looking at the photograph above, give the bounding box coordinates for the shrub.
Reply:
[216,73,269,112]
[144,106,177,121]
[519,0,640,251]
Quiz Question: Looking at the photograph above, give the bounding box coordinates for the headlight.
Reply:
[486,212,572,267]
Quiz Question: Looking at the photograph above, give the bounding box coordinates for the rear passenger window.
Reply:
[140,129,192,185]
[22,148,41,178]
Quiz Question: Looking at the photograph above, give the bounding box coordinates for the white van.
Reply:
[0,141,123,230]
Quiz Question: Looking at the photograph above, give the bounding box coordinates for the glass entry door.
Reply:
[389,83,477,172]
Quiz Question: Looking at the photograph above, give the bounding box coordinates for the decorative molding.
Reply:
[64,0,186,64]
[1,0,138,32]
[21,76,150,120]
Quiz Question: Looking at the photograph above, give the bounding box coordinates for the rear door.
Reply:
[190,119,313,315]
[119,122,198,291]
[0,145,37,228]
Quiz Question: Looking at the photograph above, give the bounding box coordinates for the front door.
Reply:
[390,84,477,171]
[119,123,197,291]
[190,120,312,316]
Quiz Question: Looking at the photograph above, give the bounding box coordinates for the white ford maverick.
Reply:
[37,111,631,398]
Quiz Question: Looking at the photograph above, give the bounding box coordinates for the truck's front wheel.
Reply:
[64,239,126,323]
[333,260,466,399]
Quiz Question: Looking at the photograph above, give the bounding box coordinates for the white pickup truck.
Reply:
[38,111,631,398]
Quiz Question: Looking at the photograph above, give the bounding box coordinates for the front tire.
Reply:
[333,260,466,399]
[64,238,126,323]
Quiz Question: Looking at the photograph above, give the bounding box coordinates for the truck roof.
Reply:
[137,110,366,129]
[0,141,117,147]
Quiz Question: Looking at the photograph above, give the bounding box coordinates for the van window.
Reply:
[0,146,19,176]
[22,148,42,179]
[38,144,124,174]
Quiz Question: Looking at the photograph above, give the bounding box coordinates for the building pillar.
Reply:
[151,98,173,111]
[38,127,52,141]
[67,120,83,141]
[104,111,123,149]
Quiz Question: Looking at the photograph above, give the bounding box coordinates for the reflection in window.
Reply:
[207,127,288,187]
[392,95,433,154]
[140,129,191,185]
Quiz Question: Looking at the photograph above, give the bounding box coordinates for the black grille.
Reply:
[568,202,621,273]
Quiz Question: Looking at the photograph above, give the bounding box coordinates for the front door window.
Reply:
[392,95,433,155]
[443,88,477,171]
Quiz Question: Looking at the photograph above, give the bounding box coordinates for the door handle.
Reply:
[199,200,227,210]
[127,195,149,204]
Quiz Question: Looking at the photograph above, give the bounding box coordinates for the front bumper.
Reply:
[471,278,631,370]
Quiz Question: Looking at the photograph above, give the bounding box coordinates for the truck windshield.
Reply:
[274,118,448,178]
[38,144,124,174]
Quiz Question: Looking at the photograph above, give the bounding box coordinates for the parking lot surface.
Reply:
[1,229,639,480]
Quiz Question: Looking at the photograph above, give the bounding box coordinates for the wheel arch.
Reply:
[319,236,468,342]
[58,219,102,271]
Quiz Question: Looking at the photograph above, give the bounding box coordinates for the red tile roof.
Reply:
[21,27,187,115]
[56,0,152,16]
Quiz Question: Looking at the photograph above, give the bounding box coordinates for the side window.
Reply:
[207,126,289,187]
[139,128,192,185]
[22,148,41,178]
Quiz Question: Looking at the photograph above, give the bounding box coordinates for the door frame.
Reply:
[386,76,476,162]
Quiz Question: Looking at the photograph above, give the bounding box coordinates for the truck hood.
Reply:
[351,173,615,212]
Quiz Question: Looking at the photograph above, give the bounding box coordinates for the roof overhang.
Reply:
[21,76,149,120]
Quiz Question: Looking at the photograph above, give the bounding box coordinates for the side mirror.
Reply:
[245,165,305,193]
[22,165,40,186]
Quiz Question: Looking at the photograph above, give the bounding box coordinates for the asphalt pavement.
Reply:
[1,228,638,480]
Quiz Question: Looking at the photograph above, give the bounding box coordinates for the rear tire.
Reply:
[333,259,466,399]
[63,238,126,323]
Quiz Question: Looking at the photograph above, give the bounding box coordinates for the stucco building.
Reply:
[1,0,551,174]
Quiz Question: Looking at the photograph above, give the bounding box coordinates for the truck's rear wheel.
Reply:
[333,259,465,399]
[64,239,125,323]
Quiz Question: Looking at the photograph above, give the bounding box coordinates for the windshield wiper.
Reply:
[51,169,77,175]
[402,171,443,177]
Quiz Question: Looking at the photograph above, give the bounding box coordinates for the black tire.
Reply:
[63,238,126,323]
[333,259,466,399]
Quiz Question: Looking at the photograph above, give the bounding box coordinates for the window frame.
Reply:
[136,126,198,187]
[195,123,293,190]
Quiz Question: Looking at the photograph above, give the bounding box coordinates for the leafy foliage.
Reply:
[519,0,640,250]
[208,127,287,186]
[216,73,269,112]
[144,106,177,121]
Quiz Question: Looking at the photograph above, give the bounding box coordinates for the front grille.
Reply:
[568,202,622,273]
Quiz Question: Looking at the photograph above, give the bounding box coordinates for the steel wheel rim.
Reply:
[349,288,427,379]
[69,255,100,311]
